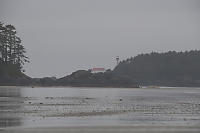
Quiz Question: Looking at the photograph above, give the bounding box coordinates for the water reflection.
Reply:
[0,87,22,128]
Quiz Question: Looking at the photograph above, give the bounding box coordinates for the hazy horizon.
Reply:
[0,0,200,78]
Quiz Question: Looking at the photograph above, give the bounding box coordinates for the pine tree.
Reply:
[0,22,29,70]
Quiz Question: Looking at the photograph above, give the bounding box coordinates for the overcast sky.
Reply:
[0,0,200,78]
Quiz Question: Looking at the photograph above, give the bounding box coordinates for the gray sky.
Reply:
[0,0,200,78]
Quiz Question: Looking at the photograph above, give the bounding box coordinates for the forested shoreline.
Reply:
[115,50,200,80]
[114,50,200,87]
[55,50,200,87]
[1,22,200,87]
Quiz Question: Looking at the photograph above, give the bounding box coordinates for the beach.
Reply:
[0,86,200,133]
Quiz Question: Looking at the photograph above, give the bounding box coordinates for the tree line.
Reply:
[0,22,28,70]
[32,50,200,87]
[114,50,200,86]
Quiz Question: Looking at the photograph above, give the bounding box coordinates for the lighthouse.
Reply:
[116,56,119,65]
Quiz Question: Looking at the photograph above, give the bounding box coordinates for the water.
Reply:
[0,86,200,128]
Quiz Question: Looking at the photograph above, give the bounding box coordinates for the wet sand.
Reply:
[0,86,200,132]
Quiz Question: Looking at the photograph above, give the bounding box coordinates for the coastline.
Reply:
[1,85,200,89]
[2,125,200,133]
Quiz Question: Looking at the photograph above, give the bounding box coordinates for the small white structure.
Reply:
[91,68,106,73]
[116,56,119,65]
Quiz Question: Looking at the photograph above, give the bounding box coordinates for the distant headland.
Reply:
[1,22,200,87]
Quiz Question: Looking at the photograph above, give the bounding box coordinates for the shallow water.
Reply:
[0,87,200,128]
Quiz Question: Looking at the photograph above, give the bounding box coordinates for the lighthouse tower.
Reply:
[116,56,119,65]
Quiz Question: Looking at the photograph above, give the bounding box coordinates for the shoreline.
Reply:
[0,85,200,89]
[2,125,200,133]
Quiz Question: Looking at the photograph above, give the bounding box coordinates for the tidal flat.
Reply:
[0,86,200,133]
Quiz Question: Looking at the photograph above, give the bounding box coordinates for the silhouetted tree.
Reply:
[0,22,28,70]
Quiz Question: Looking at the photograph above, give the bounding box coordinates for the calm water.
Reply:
[0,87,200,128]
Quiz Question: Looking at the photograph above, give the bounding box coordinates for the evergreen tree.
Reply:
[0,22,5,62]
[0,21,29,70]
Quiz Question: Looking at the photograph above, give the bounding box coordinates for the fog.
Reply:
[0,0,200,78]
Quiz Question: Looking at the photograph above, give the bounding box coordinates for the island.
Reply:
[1,22,200,87]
